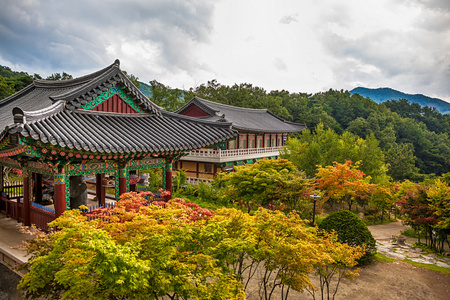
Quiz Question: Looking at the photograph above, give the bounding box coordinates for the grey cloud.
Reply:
[406,0,450,11]
[280,14,298,24]
[324,4,351,28]
[322,29,450,98]
[0,0,215,75]
[273,57,287,71]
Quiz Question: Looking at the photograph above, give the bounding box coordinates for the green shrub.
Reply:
[173,170,187,192]
[319,210,377,265]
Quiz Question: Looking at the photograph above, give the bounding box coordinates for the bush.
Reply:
[319,210,377,265]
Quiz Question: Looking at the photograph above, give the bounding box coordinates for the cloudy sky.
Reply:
[1,0,449,101]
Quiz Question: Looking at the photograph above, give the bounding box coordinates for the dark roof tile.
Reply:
[176,96,306,133]
[1,61,237,154]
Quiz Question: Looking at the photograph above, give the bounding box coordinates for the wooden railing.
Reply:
[30,205,56,232]
[0,195,23,222]
[184,146,281,158]
[1,181,56,231]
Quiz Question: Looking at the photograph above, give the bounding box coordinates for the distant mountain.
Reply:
[139,81,153,98]
[350,87,450,115]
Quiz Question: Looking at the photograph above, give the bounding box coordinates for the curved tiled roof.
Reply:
[176,96,306,133]
[0,60,161,138]
[0,61,237,155]
[12,104,235,154]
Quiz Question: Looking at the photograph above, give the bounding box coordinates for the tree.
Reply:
[214,158,315,214]
[396,181,436,246]
[149,80,185,111]
[385,143,419,181]
[318,210,376,265]
[45,72,73,80]
[315,161,374,211]
[281,123,388,182]
[307,232,363,300]
[19,192,363,300]
[0,76,15,99]
[383,99,450,135]
[122,71,140,88]
[249,208,363,300]
[370,183,396,222]
[426,179,450,252]
[19,194,243,300]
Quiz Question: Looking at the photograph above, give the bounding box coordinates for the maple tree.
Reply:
[370,183,396,222]
[425,179,450,252]
[280,123,389,182]
[307,232,363,300]
[315,161,374,211]
[19,192,363,300]
[215,158,315,214]
[396,181,437,247]
[427,180,450,231]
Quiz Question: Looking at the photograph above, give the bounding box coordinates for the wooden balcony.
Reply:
[180,146,282,163]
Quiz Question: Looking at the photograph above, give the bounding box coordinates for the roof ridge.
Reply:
[33,60,119,88]
[193,96,269,112]
[74,109,154,118]
[162,110,234,129]
[16,100,66,124]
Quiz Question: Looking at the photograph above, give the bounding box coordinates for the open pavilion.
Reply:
[0,60,236,229]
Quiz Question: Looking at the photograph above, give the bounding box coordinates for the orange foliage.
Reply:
[316,161,374,206]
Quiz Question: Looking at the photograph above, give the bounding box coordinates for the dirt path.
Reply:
[332,260,450,300]
[333,221,450,300]
[368,220,416,244]
[244,220,450,299]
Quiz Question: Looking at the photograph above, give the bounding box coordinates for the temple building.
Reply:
[0,60,236,230]
[175,96,306,183]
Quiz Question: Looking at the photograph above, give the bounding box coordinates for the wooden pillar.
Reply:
[119,167,128,196]
[95,173,105,205]
[129,170,137,192]
[54,173,66,217]
[23,170,31,226]
[0,166,3,193]
[165,160,173,199]
[35,173,43,204]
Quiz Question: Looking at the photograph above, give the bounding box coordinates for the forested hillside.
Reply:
[0,65,33,99]
[147,80,450,180]
[350,87,450,114]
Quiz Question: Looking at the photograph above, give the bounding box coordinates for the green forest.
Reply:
[2,65,450,181]
[148,79,450,181]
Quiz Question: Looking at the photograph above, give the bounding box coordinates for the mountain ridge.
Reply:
[350,87,450,114]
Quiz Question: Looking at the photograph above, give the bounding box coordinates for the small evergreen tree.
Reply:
[319,210,376,264]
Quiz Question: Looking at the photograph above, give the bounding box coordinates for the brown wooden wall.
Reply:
[88,95,138,114]
[180,105,210,117]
